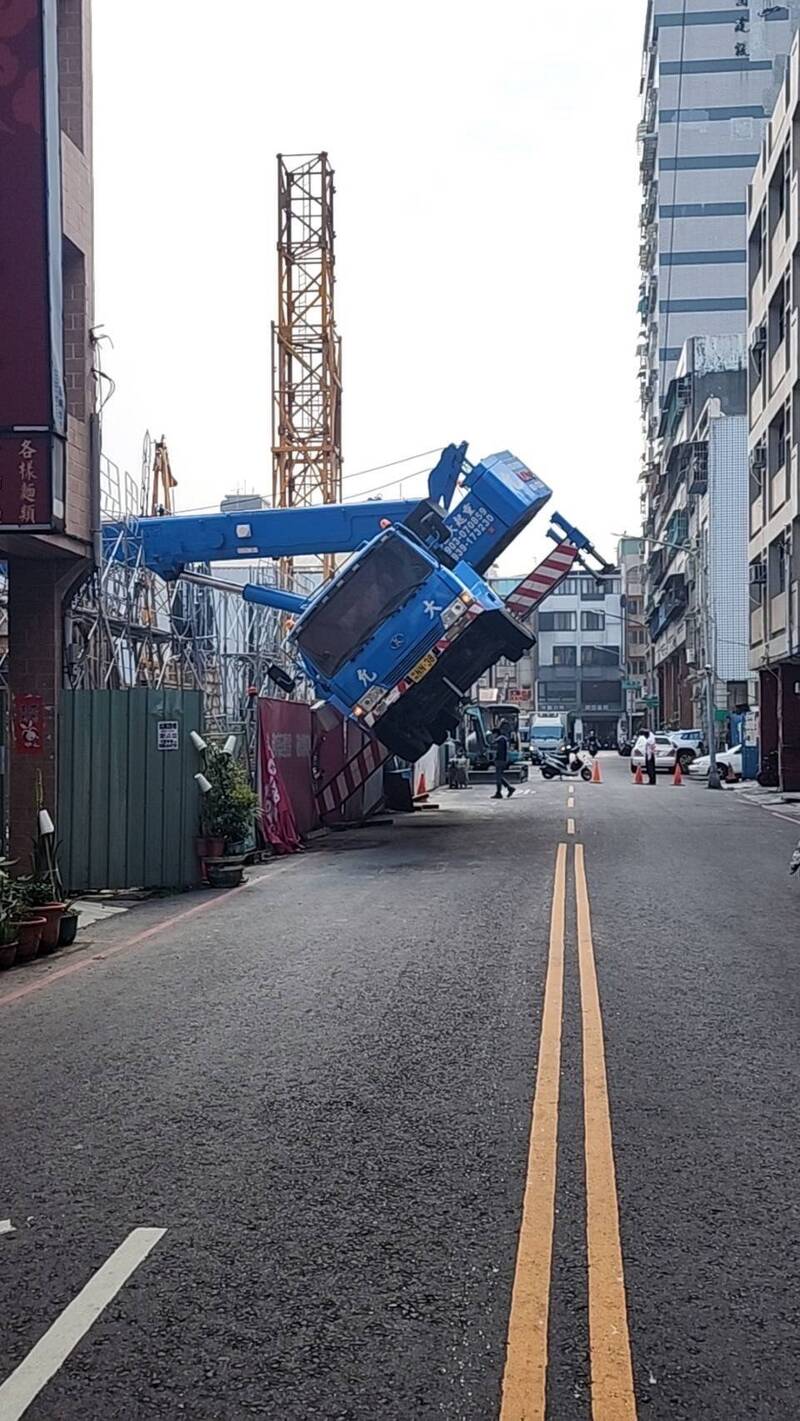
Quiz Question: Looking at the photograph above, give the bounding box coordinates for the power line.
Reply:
[169,448,443,519]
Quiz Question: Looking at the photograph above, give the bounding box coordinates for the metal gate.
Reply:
[59,688,203,892]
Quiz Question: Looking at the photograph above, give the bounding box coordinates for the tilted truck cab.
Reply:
[289,525,532,763]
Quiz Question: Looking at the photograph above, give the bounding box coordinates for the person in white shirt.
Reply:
[633,727,657,785]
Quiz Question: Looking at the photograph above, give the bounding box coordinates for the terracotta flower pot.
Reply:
[12,917,45,958]
[0,942,17,970]
[38,903,66,952]
[195,836,225,883]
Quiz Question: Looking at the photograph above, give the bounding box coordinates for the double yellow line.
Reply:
[500,844,637,1421]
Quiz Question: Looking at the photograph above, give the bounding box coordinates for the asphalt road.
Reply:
[0,756,798,1419]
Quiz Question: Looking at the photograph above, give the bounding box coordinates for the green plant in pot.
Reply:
[58,900,80,948]
[16,873,62,954]
[7,875,46,961]
[23,830,66,953]
[0,861,19,968]
[202,747,256,886]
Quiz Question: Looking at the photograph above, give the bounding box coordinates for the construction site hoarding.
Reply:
[0,0,66,531]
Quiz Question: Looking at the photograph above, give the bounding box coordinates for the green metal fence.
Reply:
[59,688,203,892]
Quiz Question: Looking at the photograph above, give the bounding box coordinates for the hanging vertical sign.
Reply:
[0,0,66,531]
[12,694,46,756]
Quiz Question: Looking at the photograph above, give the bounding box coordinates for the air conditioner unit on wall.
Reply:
[749,562,767,586]
[751,445,766,473]
[753,323,767,351]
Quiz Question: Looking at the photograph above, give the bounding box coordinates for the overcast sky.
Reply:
[93,0,644,575]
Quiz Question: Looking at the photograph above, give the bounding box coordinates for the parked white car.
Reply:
[668,729,704,760]
[689,745,743,782]
[630,733,679,774]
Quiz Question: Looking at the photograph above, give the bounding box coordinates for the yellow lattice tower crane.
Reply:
[271,153,343,589]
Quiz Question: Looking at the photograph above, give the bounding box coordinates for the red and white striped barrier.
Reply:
[317,738,389,816]
[505,541,580,622]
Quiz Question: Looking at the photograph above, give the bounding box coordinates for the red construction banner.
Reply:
[257,699,317,848]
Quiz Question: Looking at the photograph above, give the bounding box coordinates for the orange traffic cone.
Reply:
[415,772,428,799]
[672,761,683,787]
[591,757,602,784]
[634,765,644,785]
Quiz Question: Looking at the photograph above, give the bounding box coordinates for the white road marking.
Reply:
[0,1219,15,1236]
[567,818,575,835]
[0,1227,165,1418]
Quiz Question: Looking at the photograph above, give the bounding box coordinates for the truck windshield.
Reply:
[294,535,432,678]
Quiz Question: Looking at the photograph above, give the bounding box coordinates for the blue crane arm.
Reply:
[104,499,425,581]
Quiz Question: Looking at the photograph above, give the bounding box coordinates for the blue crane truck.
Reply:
[106,443,597,763]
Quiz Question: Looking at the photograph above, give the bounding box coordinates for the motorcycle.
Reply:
[540,746,593,781]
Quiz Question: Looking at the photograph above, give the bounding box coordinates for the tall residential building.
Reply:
[638,3,800,738]
[748,33,800,789]
[648,336,751,729]
[639,1,800,443]
[618,538,649,739]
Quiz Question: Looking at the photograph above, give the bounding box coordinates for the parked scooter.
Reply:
[540,745,593,781]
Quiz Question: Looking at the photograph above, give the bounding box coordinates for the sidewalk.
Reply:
[729,780,800,824]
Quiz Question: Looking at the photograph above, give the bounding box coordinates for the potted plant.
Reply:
[201,747,257,888]
[19,872,64,952]
[0,859,22,965]
[205,747,257,849]
[57,901,80,947]
[21,829,67,951]
[0,865,18,968]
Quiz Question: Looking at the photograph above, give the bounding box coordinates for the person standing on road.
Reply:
[492,723,515,800]
[588,731,599,758]
[634,725,657,784]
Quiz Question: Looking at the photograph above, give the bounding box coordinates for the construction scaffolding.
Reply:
[63,437,312,732]
[272,152,343,583]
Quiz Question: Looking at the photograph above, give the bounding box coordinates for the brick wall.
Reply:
[56,0,83,151]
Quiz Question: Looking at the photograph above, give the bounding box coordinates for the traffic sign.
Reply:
[623,679,642,692]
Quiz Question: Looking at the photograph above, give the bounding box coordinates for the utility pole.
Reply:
[705,664,722,790]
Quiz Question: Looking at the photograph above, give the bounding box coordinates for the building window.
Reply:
[582,680,622,710]
[552,645,577,667]
[539,681,577,705]
[553,578,578,596]
[749,207,764,292]
[769,536,787,595]
[581,611,605,631]
[581,645,621,667]
[580,578,606,601]
[631,627,647,645]
[538,611,577,632]
[770,275,789,351]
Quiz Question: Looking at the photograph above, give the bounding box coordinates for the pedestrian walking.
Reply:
[634,725,657,784]
[491,722,516,800]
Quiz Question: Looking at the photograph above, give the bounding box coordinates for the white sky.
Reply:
[93,0,645,576]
